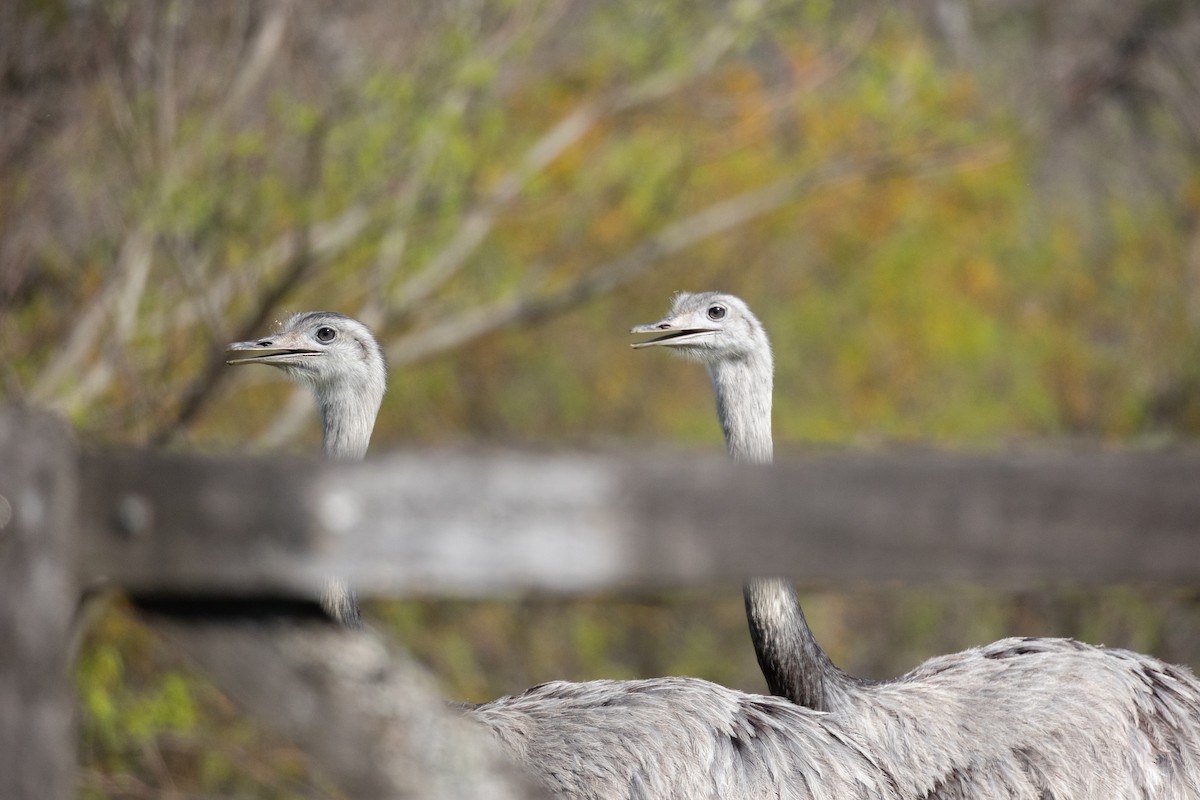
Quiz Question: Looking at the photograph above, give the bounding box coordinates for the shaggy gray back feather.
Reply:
[856,636,1200,798]
[470,676,900,800]
[468,637,1200,799]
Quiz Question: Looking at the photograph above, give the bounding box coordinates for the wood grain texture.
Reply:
[78,446,1200,597]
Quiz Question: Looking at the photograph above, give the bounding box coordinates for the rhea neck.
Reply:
[313,373,383,460]
[744,578,855,711]
[706,346,774,465]
[708,343,861,711]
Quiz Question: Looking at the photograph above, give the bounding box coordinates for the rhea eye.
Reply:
[316,326,337,343]
[707,305,726,321]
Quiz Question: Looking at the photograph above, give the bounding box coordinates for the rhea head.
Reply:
[226,311,386,459]
[630,291,771,366]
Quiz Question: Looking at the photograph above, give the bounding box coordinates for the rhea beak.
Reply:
[225,331,321,366]
[629,320,718,349]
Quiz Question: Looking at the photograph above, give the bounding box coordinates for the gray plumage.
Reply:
[632,291,1200,797]
[742,576,867,711]
[226,310,387,624]
[472,636,1200,799]
[846,636,1200,798]
[470,678,904,799]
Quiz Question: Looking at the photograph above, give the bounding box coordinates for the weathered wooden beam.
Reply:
[78,446,1200,597]
[0,411,77,800]
[0,409,547,799]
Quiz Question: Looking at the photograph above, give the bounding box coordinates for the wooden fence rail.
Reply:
[3,408,1200,798]
[80,441,1200,597]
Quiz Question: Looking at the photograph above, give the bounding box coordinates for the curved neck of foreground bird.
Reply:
[316,380,382,460]
[744,577,857,711]
[710,349,863,709]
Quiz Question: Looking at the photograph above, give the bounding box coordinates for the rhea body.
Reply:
[476,636,1200,798]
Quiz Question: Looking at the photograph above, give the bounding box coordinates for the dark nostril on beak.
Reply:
[657,323,670,329]
[257,339,272,347]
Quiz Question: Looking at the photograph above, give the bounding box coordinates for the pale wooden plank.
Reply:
[78,447,1200,596]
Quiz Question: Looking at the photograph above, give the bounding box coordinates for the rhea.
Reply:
[631,292,860,710]
[226,311,386,625]
[630,291,1200,795]
[226,311,386,460]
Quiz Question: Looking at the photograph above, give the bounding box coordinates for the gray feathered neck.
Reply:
[701,304,868,710]
[706,343,774,465]
[744,577,870,711]
[315,372,382,460]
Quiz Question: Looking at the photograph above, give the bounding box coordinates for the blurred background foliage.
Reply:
[5,0,1200,795]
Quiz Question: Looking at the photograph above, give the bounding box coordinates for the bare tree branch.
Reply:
[362,3,573,327]
[154,114,336,446]
[31,222,154,406]
[389,0,772,318]
[30,2,293,418]
[385,144,1010,367]
[184,205,371,334]
[217,1,290,125]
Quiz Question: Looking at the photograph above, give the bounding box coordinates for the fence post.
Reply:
[0,410,78,800]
